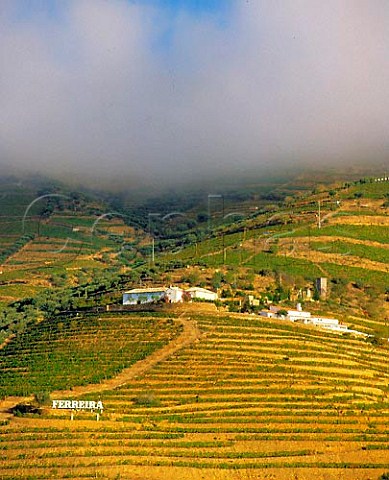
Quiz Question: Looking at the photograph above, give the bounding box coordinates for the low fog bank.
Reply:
[1,159,386,200]
[0,0,388,192]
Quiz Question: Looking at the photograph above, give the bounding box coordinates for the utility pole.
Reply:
[253,229,257,266]
[148,213,161,266]
[207,194,223,232]
[318,200,321,229]
[221,196,225,265]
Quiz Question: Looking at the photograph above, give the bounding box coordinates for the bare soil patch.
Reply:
[278,237,389,272]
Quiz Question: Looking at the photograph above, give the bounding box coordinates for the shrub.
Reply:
[11,403,41,416]
[132,392,161,407]
[33,391,52,406]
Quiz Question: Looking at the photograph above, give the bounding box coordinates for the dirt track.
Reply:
[288,235,389,248]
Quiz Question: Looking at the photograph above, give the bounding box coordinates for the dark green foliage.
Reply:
[180,271,199,286]
[11,403,41,416]
[0,234,35,264]
[312,288,320,301]
[211,271,224,289]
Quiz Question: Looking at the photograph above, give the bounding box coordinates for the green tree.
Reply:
[211,271,224,290]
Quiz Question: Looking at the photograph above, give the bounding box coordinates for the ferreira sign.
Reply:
[52,400,104,410]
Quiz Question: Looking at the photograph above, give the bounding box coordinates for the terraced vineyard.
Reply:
[3,213,133,268]
[0,313,182,398]
[0,185,40,268]
[173,202,388,275]
[1,312,388,479]
[0,177,145,306]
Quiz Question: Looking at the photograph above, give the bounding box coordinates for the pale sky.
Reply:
[1,0,388,188]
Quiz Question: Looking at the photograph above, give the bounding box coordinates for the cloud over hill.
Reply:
[0,0,388,187]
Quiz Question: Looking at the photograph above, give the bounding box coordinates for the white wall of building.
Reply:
[165,287,184,303]
[123,289,166,305]
[187,287,218,301]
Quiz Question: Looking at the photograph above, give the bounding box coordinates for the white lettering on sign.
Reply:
[52,400,104,410]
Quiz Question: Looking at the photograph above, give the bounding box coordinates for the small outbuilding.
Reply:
[186,287,218,302]
[268,304,311,322]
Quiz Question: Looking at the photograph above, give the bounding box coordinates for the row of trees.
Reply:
[0,234,35,264]
[0,268,144,345]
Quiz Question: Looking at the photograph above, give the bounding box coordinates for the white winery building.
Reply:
[123,286,217,305]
